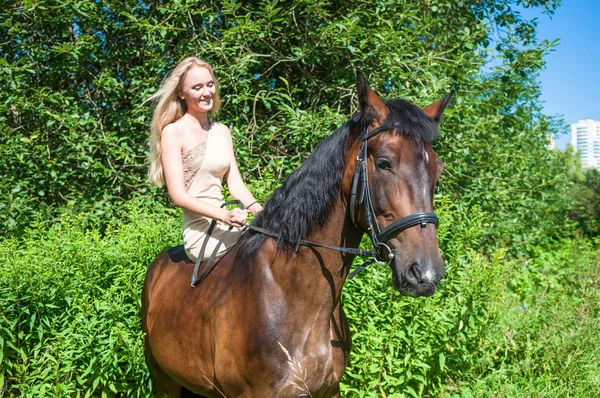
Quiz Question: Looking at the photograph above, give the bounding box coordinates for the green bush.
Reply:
[1,200,598,397]
[0,202,179,397]
[570,167,600,238]
[446,238,600,397]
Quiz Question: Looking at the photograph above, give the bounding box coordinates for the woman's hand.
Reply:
[222,208,248,227]
[247,203,263,216]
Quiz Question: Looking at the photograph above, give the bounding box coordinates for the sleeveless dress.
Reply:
[181,123,243,262]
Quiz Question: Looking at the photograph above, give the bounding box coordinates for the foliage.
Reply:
[0,0,579,252]
[0,201,179,397]
[444,238,600,397]
[570,167,600,238]
[2,0,598,396]
[1,200,598,397]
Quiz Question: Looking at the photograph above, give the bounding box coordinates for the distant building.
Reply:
[571,119,600,170]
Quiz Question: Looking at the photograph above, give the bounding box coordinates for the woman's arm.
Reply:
[221,125,264,215]
[161,124,247,227]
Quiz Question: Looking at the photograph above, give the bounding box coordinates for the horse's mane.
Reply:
[235,98,439,257]
[236,120,352,257]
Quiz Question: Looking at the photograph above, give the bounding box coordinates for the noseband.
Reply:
[348,125,439,266]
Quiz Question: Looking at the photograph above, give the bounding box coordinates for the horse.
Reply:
[141,71,453,397]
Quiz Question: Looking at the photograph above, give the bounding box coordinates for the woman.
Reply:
[147,57,263,262]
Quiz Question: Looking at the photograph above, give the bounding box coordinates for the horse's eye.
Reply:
[376,158,392,171]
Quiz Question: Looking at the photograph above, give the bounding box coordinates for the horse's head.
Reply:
[349,71,452,298]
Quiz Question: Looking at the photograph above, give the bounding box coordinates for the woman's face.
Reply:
[180,66,216,113]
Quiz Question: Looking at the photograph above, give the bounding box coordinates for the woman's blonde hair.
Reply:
[147,57,220,187]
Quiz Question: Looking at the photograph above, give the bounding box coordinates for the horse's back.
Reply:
[141,243,292,393]
[142,244,214,336]
[142,245,190,324]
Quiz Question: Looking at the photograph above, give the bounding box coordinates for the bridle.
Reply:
[191,124,440,286]
[347,124,439,272]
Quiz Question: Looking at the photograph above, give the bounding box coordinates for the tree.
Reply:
[570,167,600,237]
[1,0,573,252]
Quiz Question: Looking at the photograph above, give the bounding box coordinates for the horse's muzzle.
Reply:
[392,257,445,297]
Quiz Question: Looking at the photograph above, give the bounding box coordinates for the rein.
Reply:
[190,125,439,286]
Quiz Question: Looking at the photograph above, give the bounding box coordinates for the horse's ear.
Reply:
[356,70,388,126]
[422,90,455,123]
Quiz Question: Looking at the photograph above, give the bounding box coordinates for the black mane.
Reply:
[236,121,352,256]
[235,98,439,256]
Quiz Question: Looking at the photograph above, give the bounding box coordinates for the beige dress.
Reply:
[181,123,242,262]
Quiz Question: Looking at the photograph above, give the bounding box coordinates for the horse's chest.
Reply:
[274,350,339,397]
[271,327,348,396]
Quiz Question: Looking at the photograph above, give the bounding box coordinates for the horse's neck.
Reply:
[269,201,362,311]
[265,139,364,315]
[277,140,363,309]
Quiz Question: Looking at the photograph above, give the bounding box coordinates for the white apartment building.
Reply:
[571,119,600,170]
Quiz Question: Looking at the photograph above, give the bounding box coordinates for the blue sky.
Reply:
[522,0,600,149]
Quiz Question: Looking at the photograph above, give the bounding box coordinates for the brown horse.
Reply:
[141,71,453,397]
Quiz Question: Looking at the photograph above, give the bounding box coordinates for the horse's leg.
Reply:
[150,361,184,398]
[145,340,183,398]
[146,345,208,398]
[181,387,206,398]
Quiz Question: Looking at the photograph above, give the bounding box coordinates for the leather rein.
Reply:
[191,124,438,287]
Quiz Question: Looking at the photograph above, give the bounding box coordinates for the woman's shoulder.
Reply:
[211,121,230,133]
[162,119,185,135]
[211,121,233,140]
[160,120,186,149]
[163,117,197,140]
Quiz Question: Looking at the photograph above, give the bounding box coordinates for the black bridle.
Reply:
[348,125,439,272]
[191,124,439,286]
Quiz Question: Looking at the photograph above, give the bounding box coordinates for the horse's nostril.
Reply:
[408,263,439,284]
[409,263,422,283]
